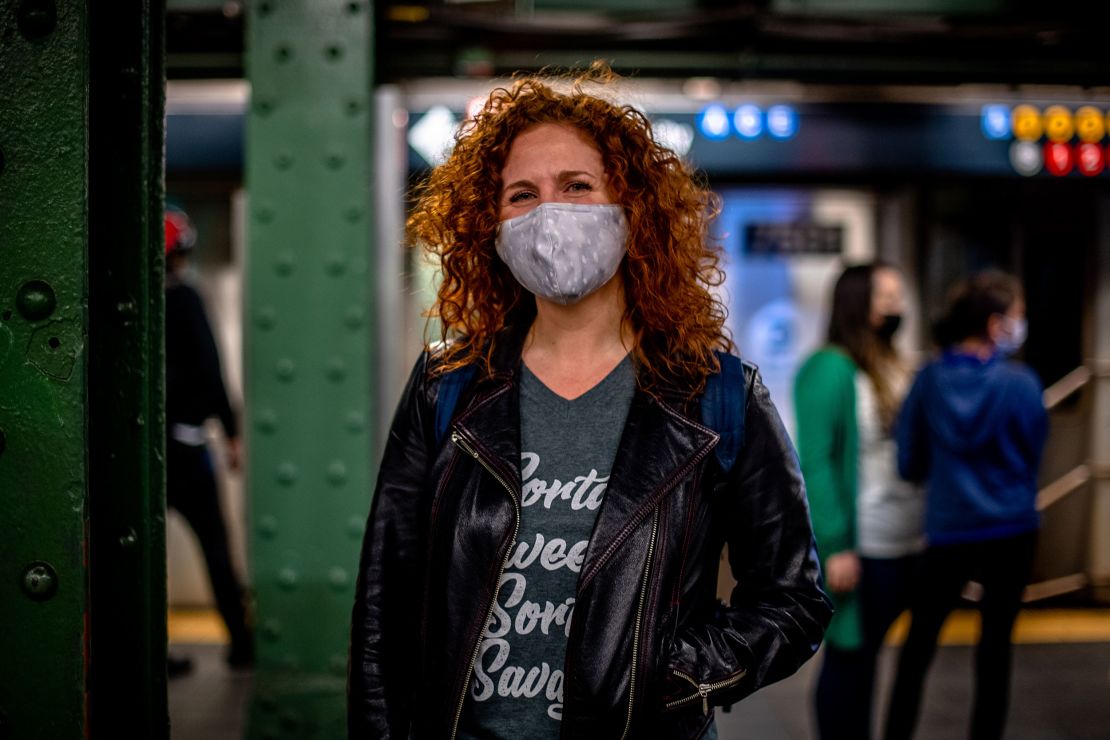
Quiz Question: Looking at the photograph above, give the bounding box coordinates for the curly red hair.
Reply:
[408,63,732,395]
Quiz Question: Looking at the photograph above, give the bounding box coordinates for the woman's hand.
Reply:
[824,551,861,593]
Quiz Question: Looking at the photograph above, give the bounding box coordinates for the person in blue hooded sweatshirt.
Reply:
[883,270,1047,740]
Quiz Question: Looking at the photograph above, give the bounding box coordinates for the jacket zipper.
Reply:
[619,508,659,740]
[664,668,747,715]
[448,430,521,740]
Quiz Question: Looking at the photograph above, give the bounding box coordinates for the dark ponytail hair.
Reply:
[933,270,1022,348]
[827,261,902,428]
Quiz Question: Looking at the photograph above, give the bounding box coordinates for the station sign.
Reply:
[1075,106,1104,143]
[697,104,731,140]
[745,222,843,256]
[1044,142,1074,176]
[1009,140,1042,176]
[734,105,763,139]
[1043,106,1074,143]
[982,103,1110,177]
[1077,142,1105,176]
[698,103,799,141]
[1011,104,1043,141]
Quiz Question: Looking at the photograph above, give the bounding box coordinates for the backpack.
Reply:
[433,351,750,473]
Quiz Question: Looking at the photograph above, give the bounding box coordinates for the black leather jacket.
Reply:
[349,331,831,739]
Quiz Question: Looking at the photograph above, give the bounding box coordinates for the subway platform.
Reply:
[169,608,1110,740]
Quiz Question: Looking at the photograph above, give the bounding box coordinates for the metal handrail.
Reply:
[1037,464,1091,511]
[1043,365,1092,410]
[1034,364,1097,511]
[961,364,1100,604]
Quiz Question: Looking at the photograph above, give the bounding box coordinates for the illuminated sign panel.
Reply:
[745,223,843,256]
[981,105,1011,140]
[697,104,731,140]
[767,105,799,139]
[734,105,763,139]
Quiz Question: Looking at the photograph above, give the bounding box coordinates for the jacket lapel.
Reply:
[449,324,528,492]
[578,389,719,588]
[452,377,522,492]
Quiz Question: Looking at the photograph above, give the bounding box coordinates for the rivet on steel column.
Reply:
[21,562,59,601]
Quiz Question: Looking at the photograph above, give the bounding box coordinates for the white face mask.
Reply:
[996,315,1028,356]
[495,202,628,306]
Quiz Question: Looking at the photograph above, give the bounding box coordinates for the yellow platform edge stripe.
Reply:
[169,608,230,644]
[884,609,1110,646]
[169,608,1110,647]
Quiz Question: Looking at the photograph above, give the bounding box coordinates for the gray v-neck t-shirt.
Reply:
[458,354,636,739]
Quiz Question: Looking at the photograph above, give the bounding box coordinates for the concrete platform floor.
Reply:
[169,639,1110,739]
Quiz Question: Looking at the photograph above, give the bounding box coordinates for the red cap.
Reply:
[164,209,196,254]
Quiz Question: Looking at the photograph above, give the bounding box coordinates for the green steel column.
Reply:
[246,2,375,737]
[0,2,92,737]
[0,1,166,737]
[86,1,168,738]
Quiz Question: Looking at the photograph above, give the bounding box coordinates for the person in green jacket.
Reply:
[795,263,924,740]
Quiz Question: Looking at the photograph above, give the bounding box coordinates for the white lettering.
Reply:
[506,536,588,574]
[513,598,575,636]
[547,670,564,719]
[539,538,567,570]
[485,572,526,638]
[470,638,565,718]
[498,666,524,698]
[507,535,543,571]
[467,449,601,724]
[571,469,607,510]
[519,452,608,511]
[520,452,540,481]
[544,479,577,509]
[471,638,509,701]
[497,662,550,699]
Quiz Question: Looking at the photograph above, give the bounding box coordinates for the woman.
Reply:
[794,263,924,739]
[883,270,1047,740]
[348,66,831,740]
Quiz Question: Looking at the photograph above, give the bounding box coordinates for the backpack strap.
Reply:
[700,351,751,474]
[434,364,477,448]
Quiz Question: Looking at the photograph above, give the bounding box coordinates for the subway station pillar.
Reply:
[0,4,95,736]
[0,1,167,738]
[245,1,376,736]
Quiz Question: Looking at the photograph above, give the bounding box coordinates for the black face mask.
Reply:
[876,313,903,340]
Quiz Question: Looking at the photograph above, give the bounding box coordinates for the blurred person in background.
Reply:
[348,65,831,740]
[164,206,253,673]
[795,263,925,739]
[883,270,1046,740]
